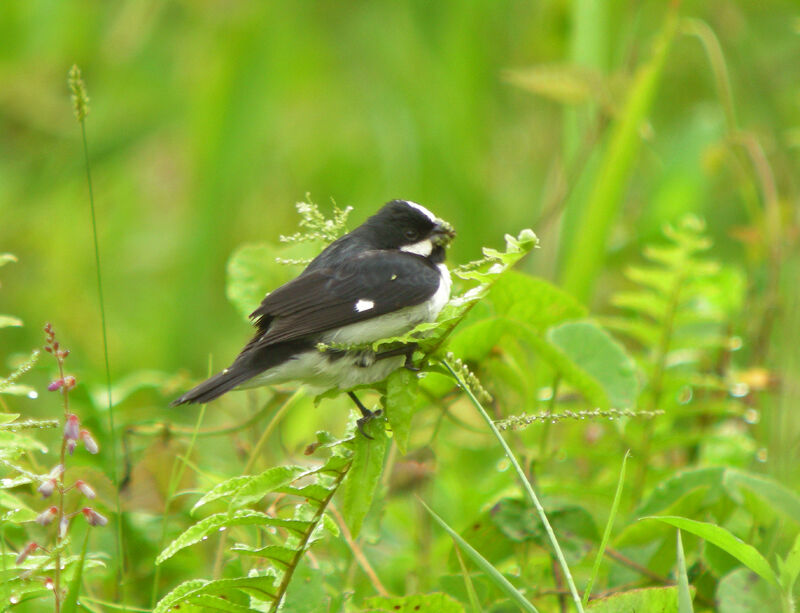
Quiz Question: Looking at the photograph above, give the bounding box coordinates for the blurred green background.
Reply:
[2,1,800,607]
[2,0,796,381]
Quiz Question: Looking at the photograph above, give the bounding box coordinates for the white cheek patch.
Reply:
[355,299,375,312]
[403,201,437,223]
[400,238,433,257]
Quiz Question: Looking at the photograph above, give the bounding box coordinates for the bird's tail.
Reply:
[170,368,253,406]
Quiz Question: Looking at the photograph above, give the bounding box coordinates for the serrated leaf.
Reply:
[231,465,310,509]
[153,576,279,613]
[157,510,306,564]
[188,595,255,612]
[277,483,333,503]
[587,586,680,612]
[231,543,296,565]
[546,320,638,408]
[364,592,466,613]
[385,369,418,454]
[192,476,252,514]
[644,516,778,587]
[339,420,388,538]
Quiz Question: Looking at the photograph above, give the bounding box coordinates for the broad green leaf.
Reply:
[339,419,388,538]
[716,569,779,613]
[447,317,516,362]
[676,531,694,613]
[547,320,638,408]
[723,470,800,523]
[61,532,89,613]
[157,510,310,564]
[587,586,680,612]
[645,516,778,587]
[489,271,587,331]
[363,592,465,612]
[385,369,418,454]
[420,499,539,613]
[0,315,22,329]
[637,467,724,516]
[282,561,329,613]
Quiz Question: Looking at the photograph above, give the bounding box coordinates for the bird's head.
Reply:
[365,200,455,257]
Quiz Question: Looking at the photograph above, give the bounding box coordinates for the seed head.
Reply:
[68,65,90,122]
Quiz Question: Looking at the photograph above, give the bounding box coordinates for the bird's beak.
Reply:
[431,220,456,246]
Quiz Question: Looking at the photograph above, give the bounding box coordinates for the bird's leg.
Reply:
[374,342,420,371]
[348,391,381,439]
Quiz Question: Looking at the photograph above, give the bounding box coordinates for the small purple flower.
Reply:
[75,480,96,499]
[80,429,99,454]
[81,507,107,527]
[37,479,56,498]
[66,439,77,455]
[47,379,63,392]
[35,506,58,526]
[64,414,80,441]
[59,515,70,538]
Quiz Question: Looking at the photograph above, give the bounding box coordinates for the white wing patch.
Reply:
[355,299,375,312]
[400,238,433,257]
[403,201,437,222]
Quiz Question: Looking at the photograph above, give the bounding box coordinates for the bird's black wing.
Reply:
[248,250,441,346]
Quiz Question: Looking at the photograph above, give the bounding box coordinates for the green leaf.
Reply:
[153,576,279,613]
[385,369,418,454]
[157,510,309,564]
[339,419,388,538]
[636,467,725,516]
[722,470,800,524]
[676,531,694,613]
[587,586,680,612]
[230,543,296,565]
[584,451,630,606]
[489,271,587,332]
[644,516,778,587]
[419,499,539,613]
[0,315,23,329]
[546,320,638,408]
[363,592,465,612]
[716,569,779,613]
[778,532,800,594]
[282,561,329,613]
[192,476,252,514]
[61,532,89,613]
[231,465,310,509]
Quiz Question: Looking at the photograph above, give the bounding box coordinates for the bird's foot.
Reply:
[356,407,383,440]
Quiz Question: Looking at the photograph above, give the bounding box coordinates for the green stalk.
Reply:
[70,65,126,608]
[442,359,585,613]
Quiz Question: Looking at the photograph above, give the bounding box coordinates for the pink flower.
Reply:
[59,515,70,538]
[47,379,63,392]
[63,375,76,391]
[81,507,107,527]
[64,414,80,440]
[35,506,58,526]
[37,479,56,498]
[75,480,96,499]
[66,439,77,455]
[80,429,99,454]
[15,542,38,565]
[44,577,54,591]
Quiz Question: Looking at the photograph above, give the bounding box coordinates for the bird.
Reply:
[172,199,455,436]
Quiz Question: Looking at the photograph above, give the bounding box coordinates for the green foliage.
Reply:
[586,586,681,612]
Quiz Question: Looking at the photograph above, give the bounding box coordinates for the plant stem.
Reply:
[442,359,585,613]
[78,116,126,609]
[53,356,69,613]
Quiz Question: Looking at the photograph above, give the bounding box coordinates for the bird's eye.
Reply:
[404,229,418,241]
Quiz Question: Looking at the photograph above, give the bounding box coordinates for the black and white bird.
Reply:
[172,199,455,434]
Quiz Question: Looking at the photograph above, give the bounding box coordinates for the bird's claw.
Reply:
[356,408,383,439]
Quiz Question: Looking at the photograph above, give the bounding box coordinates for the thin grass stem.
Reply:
[442,359,585,613]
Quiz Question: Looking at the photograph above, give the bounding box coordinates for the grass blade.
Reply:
[418,498,539,613]
[61,531,89,613]
[453,541,482,613]
[583,450,630,606]
[676,530,694,613]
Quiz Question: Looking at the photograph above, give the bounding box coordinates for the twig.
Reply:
[329,502,390,597]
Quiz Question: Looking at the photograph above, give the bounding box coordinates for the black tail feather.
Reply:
[170,369,253,406]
